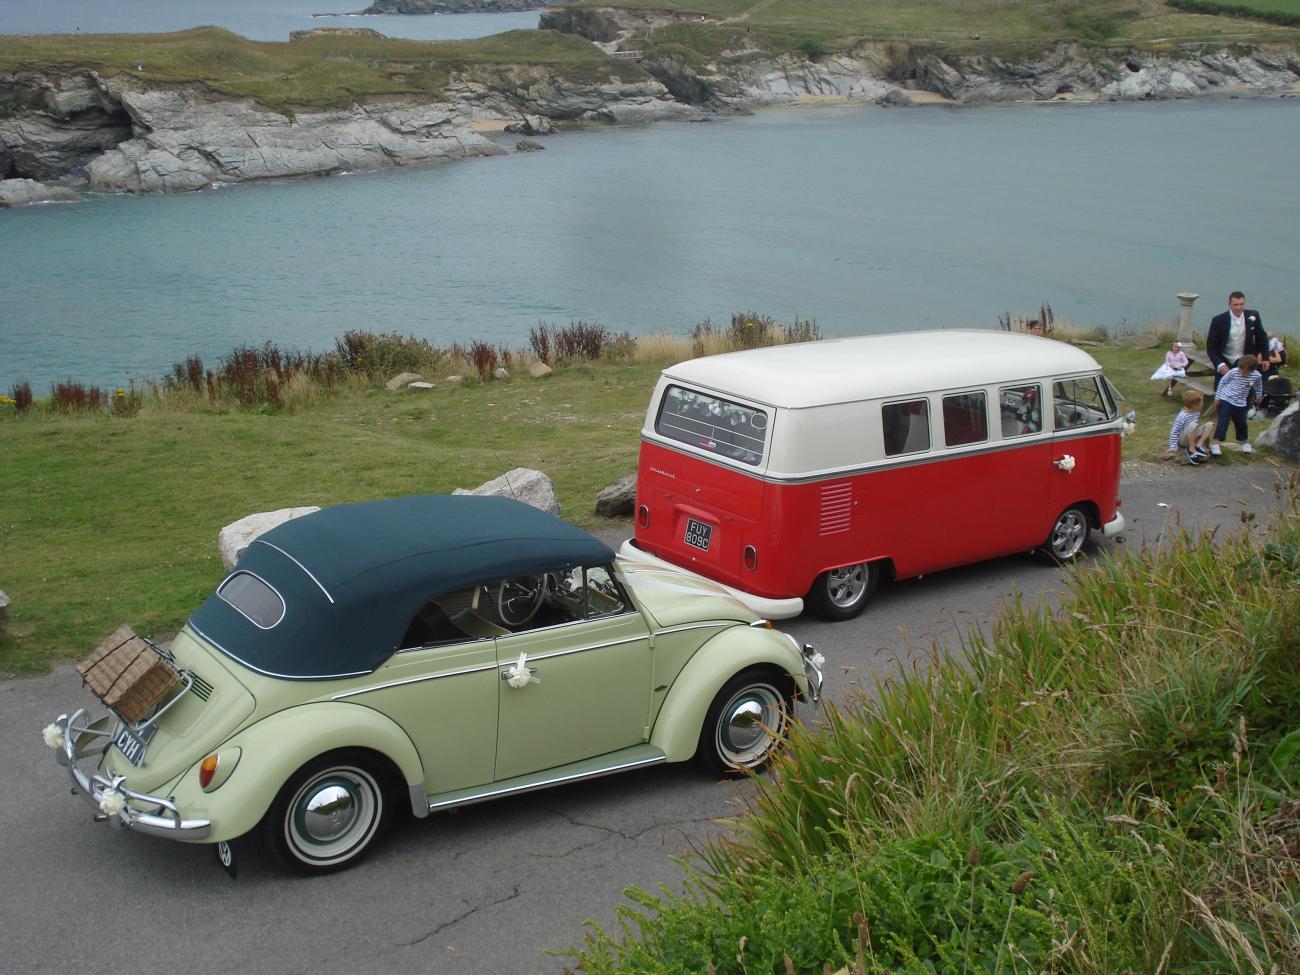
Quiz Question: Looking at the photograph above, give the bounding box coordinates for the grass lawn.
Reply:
[1,338,1292,677]
[0,363,660,675]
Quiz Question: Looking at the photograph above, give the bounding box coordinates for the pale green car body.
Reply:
[54,550,819,872]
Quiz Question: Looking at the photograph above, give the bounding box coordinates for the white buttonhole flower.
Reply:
[42,723,65,749]
[99,790,126,816]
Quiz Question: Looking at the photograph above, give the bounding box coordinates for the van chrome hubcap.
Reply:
[826,564,867,607]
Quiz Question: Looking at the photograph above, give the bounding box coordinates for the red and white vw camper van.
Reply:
[619,330,1126,620]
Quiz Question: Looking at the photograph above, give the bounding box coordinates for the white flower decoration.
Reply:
[1248,315,1256,322]
[98,789,126,816]
[504,652,540,689]
[811,652,826,669]
[1054,454,1076,472]
[1121,419,1136,438]
[42,723,65,749]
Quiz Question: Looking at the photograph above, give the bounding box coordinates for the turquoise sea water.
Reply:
[2,98,1299,392]
[0,0,540,41]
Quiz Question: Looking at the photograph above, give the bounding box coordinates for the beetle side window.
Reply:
[216,572,285,629]
[999,384,1042,438]
[655,386,768,467]
[882,399,930,456]
[942,392,988,447]
[1053,377,1112,429]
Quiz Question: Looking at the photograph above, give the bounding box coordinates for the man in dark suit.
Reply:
[1206,291,1270,385]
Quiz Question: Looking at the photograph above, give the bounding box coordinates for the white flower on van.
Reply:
[98,789,126,816]
[1054,454,1076,472]
[42,723,65,749]
[1121,419,1135,437]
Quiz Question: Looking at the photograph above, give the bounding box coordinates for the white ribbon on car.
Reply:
[98,789,126,816]
[504,652,540,689]
[42,723,65,749]
[1054,454,1076,472]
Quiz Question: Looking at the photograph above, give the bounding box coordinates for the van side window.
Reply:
[999,384,1042,437]
[942,392,988,447]
[655,386,767,466]
[882,399,930,456]
[1052,378,1112,430]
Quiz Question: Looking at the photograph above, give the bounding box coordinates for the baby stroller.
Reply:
[1260,373,1295,417]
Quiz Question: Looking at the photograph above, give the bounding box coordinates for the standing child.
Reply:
[1167,389,1212,465]
[1211,354,1264,456]
[1152,341,1189,396]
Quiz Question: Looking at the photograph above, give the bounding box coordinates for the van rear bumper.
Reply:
[617,539,804,620]
[1102,511,1126,537]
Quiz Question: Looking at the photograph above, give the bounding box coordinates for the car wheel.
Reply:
[805,561,879,621]
[265,751,392,874]
[1037,506,1090,565]
[697,670,792,775]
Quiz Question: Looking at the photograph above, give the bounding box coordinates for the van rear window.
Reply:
[655,386,767,466]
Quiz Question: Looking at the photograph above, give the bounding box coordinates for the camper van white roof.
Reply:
[661,330,1102,408]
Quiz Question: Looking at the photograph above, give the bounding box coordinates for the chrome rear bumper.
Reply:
[51,709,211,841]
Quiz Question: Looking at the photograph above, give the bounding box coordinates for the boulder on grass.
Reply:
[1257,402,1300,462]
[219,507,321,570]
[529,362,553,379]
[0,589,10,634]
[453,468,561,516]
[385,372,422,390]
[595,473,637,518]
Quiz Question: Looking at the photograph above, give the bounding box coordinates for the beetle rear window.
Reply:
[217,572,285,629]
[655,386,767,466]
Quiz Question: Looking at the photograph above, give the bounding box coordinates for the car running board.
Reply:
[425,743,668,813]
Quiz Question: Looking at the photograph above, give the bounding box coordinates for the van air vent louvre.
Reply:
[819,482,852,535]
[188,673,214,701]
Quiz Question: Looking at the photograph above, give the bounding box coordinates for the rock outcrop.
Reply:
[358,0,555,13]
[0,178,82,207]
[0,71,132,180]
[86,81,504,193]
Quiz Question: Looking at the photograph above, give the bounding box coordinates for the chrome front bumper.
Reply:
[800,643,824,704]
[51,709,211,841]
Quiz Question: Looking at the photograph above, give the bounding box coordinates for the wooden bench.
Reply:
[1174,347,1217,397]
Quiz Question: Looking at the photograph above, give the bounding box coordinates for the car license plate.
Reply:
[113,722,154,767]
[683,518,713,552]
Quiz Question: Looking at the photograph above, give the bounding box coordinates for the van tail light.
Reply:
[743,545,758,571]
[199,753,219,789]
[637,504,650,528]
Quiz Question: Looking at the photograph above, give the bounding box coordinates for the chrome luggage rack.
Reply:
[78,635,196,741]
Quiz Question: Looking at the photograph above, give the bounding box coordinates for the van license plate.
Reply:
[683,518,713,552]
[113,724,152,767]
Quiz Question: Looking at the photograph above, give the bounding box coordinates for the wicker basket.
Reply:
[77,625,181,725]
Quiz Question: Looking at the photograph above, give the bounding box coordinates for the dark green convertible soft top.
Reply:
[188,495,615,679]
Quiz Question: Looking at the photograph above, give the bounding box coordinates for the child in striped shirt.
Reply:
[1212,354,1264,456]
[1167,389,1212,465]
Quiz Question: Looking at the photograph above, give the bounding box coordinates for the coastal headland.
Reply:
[1,2,1299,199]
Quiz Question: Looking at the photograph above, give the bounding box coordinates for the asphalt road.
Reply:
[0,461,1287,975]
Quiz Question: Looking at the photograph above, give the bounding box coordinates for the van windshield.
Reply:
[655,386,768,466]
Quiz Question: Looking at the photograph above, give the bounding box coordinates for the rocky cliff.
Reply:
[357,0,555,12]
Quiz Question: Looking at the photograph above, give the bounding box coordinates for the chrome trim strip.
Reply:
[330,662,499,700]
[427,753,667,812]
[215,569,286,630]
[499,635,645,665]
[654,622,730,637]
[254,539,336,604]
[189,622,371,681]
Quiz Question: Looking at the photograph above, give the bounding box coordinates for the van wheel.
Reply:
[264,750,391,874]
[696,669,792,775]
[1037,506,1090,565]
[806,562,879,620]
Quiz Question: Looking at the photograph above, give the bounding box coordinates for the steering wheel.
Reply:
[496,575,548,627]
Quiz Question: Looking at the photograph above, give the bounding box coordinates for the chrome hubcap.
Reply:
[302,785,358,842]
[826,564,867,607]
[287,766,381,864]
[1051,511,1087,559]
[715,683,785,769]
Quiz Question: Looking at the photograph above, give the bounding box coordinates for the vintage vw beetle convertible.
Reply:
[48,495,821,874]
